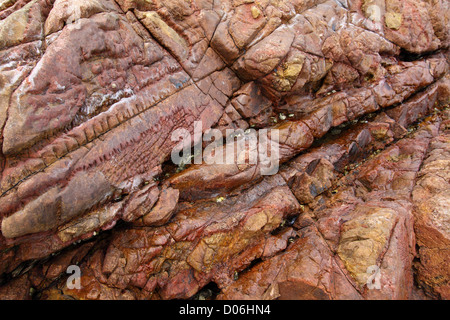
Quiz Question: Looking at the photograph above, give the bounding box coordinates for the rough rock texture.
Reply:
[0,0,449,300]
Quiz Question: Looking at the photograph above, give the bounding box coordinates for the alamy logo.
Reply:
[171,121,280,175]
[66,265,81,290]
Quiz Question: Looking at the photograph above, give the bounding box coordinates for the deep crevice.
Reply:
[190,281,221,300]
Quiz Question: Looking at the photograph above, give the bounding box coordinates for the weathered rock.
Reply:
[0,0,449,301]
[42,175,301,300]
[220,119,442,300]
[219,226,362,300]
[412,115,450,299]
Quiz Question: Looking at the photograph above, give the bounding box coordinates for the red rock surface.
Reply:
[0,0,448,300]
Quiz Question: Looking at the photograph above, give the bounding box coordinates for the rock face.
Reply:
[0,0,448,300]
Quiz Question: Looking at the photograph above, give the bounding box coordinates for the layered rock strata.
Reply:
[0,0,448,300]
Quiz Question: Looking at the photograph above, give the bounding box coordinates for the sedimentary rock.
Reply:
[0,0,448,300]
[412,118,450,299]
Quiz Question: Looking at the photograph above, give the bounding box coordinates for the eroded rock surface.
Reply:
[0,0,448,300]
